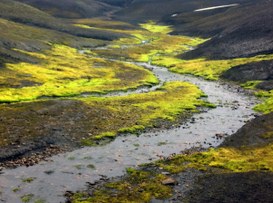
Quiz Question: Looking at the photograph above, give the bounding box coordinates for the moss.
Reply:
[157,143,273,173]
[91,22,207,63]
[261,131,273,139]
[87,164,96,169]
[90,21,273,82]
[22,177,36,183]
[21,194,34,203]
[12,187,21,193]
[240,80,263,89]
[254,90,273,114]
[34,199,46,203]
[157,55,273,81]
[140,21,172,34]
[0,44,158,103]
[80,81,208,144]
[71,168,172,203]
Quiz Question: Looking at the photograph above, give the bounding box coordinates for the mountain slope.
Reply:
[18,0,119,18]
[177,0,273,59]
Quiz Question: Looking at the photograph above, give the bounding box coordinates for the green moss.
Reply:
[140,21,172,34]
[90,21,273,82]
[92,22,207,63]
[12,187,21,193]
[156,55,273,81]
[157,143,273,173]
[0,44,158,103]
[71,168,172,203]
[80,81,208,144]
[22,177,36,183]
[240,80,263,89]
[87,164,96,169]
[261,131,273,139]
[21,194,34,203]
[254,90,273,114]
[34,199,46,203]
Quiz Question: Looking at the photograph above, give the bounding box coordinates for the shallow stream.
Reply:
[0,63,258,203]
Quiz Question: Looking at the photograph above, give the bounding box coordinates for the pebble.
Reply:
[161,177,177,185]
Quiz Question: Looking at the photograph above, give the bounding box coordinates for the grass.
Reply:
[0,44,158,103]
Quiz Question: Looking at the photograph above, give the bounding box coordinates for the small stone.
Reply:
[161,177,177,185]
[161,171,170,175]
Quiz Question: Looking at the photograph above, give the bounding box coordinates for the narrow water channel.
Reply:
[0,64,258,203]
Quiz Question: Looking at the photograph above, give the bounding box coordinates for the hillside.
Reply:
[176,0,273,59]
[0,1,273,203]
[18,0,119,18]
[0,0,129,67]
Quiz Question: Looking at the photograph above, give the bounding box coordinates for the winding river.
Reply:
[0,63,258,203]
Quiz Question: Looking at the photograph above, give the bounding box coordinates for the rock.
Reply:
[161,177,177,185]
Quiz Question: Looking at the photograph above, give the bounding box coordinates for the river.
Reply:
[0,63,258,203]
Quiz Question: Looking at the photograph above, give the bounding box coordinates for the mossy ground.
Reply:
[86,21,273,81]
[253,90,273,114]
[0,44,158,103]
[70,114,273,203]
[0,81,208,147]
[80,81,208,144]
[70,168,172,203]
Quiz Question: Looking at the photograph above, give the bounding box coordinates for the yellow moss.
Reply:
[0,44,158,102]
[254,90,273,114]
[157,143,273,173]
[140,21,172,34]
[153,55,273,80]
[71,168,172,203]
[240,80,263,89]
[80,81,207,144]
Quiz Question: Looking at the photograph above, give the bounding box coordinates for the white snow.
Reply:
[194,4,239,12]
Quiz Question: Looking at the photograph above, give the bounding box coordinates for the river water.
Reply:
[0,63,258,203]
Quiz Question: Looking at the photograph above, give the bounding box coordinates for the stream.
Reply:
[0,63,258,203]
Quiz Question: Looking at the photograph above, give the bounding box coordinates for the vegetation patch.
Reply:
[0,81,208,148]
[90,21,273,81]
[254,90,273,114]
[240,80,263,89]
[0,44,158,103]
[153,55,273,81]
[81,81,208,144]
[157,143,273,173]
[21,194,34,203]
[70,168,172,203]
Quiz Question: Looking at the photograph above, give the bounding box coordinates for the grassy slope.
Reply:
[18,0,118,19]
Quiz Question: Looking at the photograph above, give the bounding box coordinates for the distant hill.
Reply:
[0,0,129,67]
[18,0,119,18]
[174,0,273,59]
[113,0,249,23]
[112,0,273,59]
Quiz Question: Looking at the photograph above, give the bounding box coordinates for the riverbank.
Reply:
[0,64,258,203]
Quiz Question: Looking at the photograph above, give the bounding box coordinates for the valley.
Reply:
[0,0,273,203]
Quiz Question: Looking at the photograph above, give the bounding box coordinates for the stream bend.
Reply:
[0,64,258,203]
